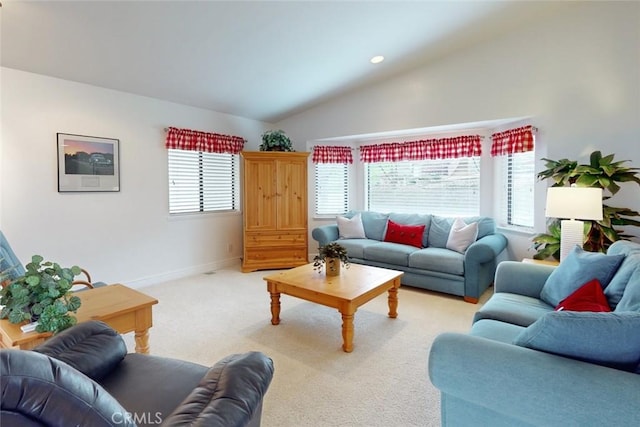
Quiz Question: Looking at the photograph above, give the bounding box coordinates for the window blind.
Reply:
[315,162,349,215]
[499,151,535,228]
[168,149,239,214]
[365,157,480,216]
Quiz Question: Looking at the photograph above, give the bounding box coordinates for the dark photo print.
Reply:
[63,140,115,175]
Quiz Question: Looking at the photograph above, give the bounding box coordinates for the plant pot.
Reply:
[326,258,341,276]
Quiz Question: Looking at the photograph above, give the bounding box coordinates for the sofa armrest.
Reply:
[465,234,508,263]
[312,224,339,247]
[161,351,274,427]
[494,260,556,298]
[462,234,507,301]
[429,333,640,426]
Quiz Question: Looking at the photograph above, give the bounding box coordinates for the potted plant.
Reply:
[533,150,640,260]
[260,129,294,152]
[0,255,82,333]
[313,242,350,276]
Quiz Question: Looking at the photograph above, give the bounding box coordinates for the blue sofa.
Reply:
[428,240,640,426]
[311,211,508,303]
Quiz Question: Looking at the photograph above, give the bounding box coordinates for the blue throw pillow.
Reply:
[513,311,640,372]
[604,252,640,309]
[540,246,624,307]
[428,216,454,248]
[615,265,640,313]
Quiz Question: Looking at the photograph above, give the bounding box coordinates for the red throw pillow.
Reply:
[383,220,425,248]
[555,278,611,312]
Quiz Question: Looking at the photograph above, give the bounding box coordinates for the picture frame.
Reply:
[57,133,120,192]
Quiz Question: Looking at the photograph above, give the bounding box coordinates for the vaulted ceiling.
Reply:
[1,1,565,123]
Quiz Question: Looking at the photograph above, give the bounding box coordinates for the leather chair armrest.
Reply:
[34,320,127,381]
[1,349,135,427]
[162,351,274,427]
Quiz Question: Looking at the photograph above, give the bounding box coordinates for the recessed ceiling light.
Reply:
[370,55,385,64]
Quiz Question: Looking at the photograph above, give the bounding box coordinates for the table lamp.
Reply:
[545,186,603,262]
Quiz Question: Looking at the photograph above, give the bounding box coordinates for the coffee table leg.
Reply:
[134,328,150,354]
[270,291,281,325]
[388,278,400,318]
[341,310,355,352]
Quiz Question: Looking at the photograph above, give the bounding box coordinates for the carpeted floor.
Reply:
[122,267,491,427]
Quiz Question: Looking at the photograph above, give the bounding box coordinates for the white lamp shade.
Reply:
[545,187,603,221]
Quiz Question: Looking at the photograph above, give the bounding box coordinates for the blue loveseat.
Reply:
[312,211,508,303]
[429,240,640,426]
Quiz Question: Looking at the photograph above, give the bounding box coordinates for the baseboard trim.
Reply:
[121,258,242,289]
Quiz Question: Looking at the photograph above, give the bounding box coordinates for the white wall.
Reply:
[1,68,269,287]
[1,2,638,285]
[278,1,640,260]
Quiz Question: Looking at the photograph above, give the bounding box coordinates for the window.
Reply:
[365,157,481,216]
[499,150,535,228]
[315,162,349,216]
[168,149,239,214]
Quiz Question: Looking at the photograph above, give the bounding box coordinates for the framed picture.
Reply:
[57,133,120,192]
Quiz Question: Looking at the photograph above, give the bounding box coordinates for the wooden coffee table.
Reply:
[0,284,158,353]
[263,263,403,352]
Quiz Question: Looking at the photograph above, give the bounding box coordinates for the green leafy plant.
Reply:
[532,219,562,260]
[313,242,350,273]
[0,255,82,333]
[533,151,640,260]
[260,129,294,152]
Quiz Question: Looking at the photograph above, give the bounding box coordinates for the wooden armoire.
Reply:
[241,151,310,272]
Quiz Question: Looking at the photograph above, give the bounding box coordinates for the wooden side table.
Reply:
[522,258,560,266]
[0,284,158,353]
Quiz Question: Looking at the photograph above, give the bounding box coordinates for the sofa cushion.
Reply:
[337,213,366,239]
[408,247,465,276]
[428,216,454,248]
[429,216,494,249]
[470,318,525,344]
[101,353,209,424]
[446,218,478,253]
[336,239,380,259]
[614,264,640,312]
[363,242,416,266]
[555,279,611,313]
[465,216,496,240]
[473,293,554,327]
[540,246,625,307]
[604,252,640,310]
[384,220,425,248]
[607,240,640,257]
[513,311,640,372]
[388,213,431,247]
[345,211,389,241]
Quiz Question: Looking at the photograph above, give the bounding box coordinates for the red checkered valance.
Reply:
[490,125,535,157]
[312,146,353,164]
[360,135,482,163]
[165,127,245,154]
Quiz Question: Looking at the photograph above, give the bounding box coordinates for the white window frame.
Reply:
[167,149,240,214]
